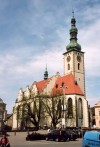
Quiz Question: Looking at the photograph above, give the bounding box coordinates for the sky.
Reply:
[0,0,100,113]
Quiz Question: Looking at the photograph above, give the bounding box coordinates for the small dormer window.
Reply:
[62,82,64,87]
[75,80,78,85]
[56,84,58,89]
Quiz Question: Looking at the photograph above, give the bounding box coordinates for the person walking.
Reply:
[0,134,10,147]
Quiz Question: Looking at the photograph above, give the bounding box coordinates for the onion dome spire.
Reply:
[44,65,48,80]
[66,11,81,51]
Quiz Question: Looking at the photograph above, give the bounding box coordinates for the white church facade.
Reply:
[12,15,89,130]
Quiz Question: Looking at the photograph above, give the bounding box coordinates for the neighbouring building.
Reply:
[12,14,89,130]
[6,114,13,128]
[0,98,7,130]
[91,101,100,128]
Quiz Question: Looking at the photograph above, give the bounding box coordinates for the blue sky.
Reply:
[0,0,100,113]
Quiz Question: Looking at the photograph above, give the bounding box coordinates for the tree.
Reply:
[14,93,48,130]
[43,93,77,128]
[23,96,43,129]
[43,95,62,128]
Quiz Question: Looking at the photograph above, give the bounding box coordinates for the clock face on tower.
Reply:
[77,55,81,62]
[67,56,71,62]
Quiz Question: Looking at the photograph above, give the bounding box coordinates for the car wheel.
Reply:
[56,138,60,142]
[64,138,67,142]
[73,138,76,141]
[67,137,71,141]
[46,137,49,141]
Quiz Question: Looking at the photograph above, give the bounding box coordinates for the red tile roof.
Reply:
[51,74,84,96]
[36,78,50,92]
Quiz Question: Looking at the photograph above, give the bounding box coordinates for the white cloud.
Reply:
[79,19,100,77]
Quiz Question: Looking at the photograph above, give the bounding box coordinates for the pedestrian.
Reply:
[14,131,16,136]
[0,134,10,147]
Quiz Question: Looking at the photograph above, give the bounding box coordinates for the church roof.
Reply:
[36,78,51,92]
[51,74,84,96]
[66,15,81,52]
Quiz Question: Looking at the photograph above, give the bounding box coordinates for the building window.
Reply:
[62,82,64,87]
[78,98,83,119]
[56,84,58,89]
[92,119,95,126]
[68,98,73,118]
[68,64,70,70]
[0,112,2,120]
[57,99,62,118]
[78,63,80,70]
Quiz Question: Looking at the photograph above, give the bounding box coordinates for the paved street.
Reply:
[0,131,82,147]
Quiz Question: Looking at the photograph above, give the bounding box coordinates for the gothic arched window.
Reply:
[68,98,73,118]
[78,98,83,119]
[57,99,62,118]
[68,64,70,70]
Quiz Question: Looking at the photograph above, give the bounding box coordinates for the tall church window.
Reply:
[78,98,83,119]
[78,63,80,70]
[68,98,73,118]
[68,64,70,70]
[57,99,62,118]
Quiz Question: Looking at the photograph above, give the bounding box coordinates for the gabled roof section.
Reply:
[36,78,51,93]
[51,73,84,96]
[95,101,100,106]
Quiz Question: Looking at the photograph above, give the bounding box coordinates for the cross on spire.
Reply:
[72,10,74,17]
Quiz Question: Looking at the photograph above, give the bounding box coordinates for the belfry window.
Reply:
[68,64,70,70]
[78,63,80,70]
[68,98,73,118]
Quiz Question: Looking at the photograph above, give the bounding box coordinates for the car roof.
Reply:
[84,131,100,140]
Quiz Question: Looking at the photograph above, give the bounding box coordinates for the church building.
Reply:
[12,15,89,130]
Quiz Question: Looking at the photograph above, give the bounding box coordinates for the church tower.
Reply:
[63,13,85,95]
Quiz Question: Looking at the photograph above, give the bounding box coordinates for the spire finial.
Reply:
[44,64,48,80]
[46,64,47,71]
[72,10,74,18]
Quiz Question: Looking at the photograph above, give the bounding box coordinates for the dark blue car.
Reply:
[45,129,69,142]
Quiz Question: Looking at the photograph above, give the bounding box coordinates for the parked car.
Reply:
[82,131,100,147]
[65,129,78,141]
[45,129,70,142]
[65,127,82,138]
[73,128,82,138]
[26,127,38,131]
[26,132,46,141]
